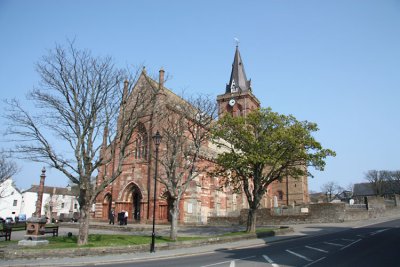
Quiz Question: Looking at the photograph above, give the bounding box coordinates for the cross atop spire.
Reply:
[226,46,251,93]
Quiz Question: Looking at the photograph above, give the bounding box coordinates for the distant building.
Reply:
[21,184,79,220]
[309,192,327,203]
[0,178,22,219]
[353,181,400,201]
[331,190,353,203]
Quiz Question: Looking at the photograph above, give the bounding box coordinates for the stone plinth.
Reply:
[18,216,49,246]
[18,239,49,246]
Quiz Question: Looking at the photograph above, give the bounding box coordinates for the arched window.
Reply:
[277,190,283,201]
[134,123,148,160]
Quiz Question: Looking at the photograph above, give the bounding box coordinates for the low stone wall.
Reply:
[207,216,239,226]
[308,203,346,223]
[241,209,311,226]
[343,209,370,221]
[208,196,400,226]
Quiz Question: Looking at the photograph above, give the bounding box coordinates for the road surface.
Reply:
[90,218,400,267]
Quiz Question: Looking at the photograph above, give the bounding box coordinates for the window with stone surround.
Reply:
[134,123,148,160]
[277,190,283,201]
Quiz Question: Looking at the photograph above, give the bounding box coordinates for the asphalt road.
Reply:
[90,218,400,267]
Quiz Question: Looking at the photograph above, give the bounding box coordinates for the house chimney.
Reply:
[159,68,165,89]
[123,80,129,104]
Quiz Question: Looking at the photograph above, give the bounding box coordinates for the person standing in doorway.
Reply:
[124,210,128,225]
[109,209,115,225]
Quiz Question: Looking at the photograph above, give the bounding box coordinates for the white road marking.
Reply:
[200,256,255,267]
[341,238,355,242]
[286,249,313,262]
[229,260,235,267]
[303,257,326,267]
[353,217,398,229]
[340,238,362,251]
[305,245,329,253]
[370,228,389,236]
[262,254,280,267]
[323,241,344,247]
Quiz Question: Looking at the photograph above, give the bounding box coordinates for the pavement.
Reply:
[1,213,400,267]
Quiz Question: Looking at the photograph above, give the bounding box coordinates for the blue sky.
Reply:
[1,0,399,192]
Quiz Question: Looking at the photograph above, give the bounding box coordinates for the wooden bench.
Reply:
[11,222,27,231]
[0,224,12,241]
[44,225,59,237]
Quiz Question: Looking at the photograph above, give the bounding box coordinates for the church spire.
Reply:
[226,46,251,93]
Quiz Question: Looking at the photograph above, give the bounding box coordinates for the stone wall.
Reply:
[207,216,240,226]
[208,195,400,226]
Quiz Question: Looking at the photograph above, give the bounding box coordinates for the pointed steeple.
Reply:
[226,46,251,93]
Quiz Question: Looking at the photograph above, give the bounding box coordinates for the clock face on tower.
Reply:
[229,99,236,106]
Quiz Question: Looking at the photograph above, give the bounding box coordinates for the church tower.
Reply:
[217,46,260,117]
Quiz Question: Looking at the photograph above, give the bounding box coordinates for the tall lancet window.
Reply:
[134,123,148,160]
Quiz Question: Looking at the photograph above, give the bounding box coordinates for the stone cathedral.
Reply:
[94,46,309,224]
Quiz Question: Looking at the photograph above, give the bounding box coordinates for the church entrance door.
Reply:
[103,193,112,220]
[131,185,142,221]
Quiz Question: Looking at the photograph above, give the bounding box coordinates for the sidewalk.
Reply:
[1,214,400,267]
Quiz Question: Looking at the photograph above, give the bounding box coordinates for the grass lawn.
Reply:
[0,227,277,250]
[18,234,206,249]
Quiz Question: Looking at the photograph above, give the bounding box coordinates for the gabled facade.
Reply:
[94,68,247,224]
[0,178,22,219]
[21,185,79,220]
[94,46,309,224]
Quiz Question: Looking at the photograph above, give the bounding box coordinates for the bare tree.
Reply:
[388,170,400,193]
[0,151,18,185]
[364,170,386,195]
[346,183,354,193]
[321,181,342,202]
[4,41,153,245]
[374,170,400,195]
[157,94,217,240]
[0,151,19,198]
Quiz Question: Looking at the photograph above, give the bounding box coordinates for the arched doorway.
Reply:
[132,186,142,221]
[119,182,144,223]
[102,193,112,220]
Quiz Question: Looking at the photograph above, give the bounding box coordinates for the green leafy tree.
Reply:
[212,108,335,233]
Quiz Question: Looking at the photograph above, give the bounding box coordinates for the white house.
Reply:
[21,184,79,221]
[0,178,23,219]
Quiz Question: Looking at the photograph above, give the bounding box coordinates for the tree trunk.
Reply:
[246,208,257,233]
[78,202,90,245]
[77,191,91,246]
[169,200,179,241]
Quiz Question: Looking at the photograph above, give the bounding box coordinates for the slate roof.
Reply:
[353,181,400,196]
[226,46,251,93]
[333,190,353,201]
[23,185,79,196]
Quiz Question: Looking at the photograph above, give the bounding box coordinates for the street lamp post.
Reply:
[150,131,162,253]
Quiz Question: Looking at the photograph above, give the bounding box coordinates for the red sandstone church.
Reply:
[94,47,309,224]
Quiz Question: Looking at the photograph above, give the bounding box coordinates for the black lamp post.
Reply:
[150,131,162,253]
